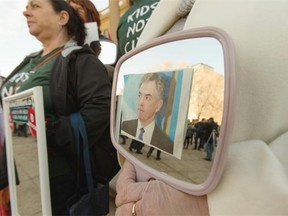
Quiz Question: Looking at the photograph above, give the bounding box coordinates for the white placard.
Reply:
[85,22,99,45]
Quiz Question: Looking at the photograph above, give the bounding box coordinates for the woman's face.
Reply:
[69,1,88,22]
[23,0,66,42]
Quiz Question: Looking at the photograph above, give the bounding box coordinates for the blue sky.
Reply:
[0,0,108,77]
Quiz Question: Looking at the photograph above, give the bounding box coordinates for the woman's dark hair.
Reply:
[67,0,105,56]
[50,0,86,45]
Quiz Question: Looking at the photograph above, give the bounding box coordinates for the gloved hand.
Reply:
[115,161,209,216]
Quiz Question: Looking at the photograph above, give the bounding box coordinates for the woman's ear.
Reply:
[58,10,69,26]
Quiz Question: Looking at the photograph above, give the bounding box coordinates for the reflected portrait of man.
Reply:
[122,73,174,154]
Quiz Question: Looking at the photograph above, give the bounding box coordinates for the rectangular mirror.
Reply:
[111,27,236,195]
[3,86,51,215]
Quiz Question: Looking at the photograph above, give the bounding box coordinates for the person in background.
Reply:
[67,0,102,56]
[68,0,115,81]
[116,0,160,58]
[129,139,144,154]
[146,147,161,160]
[203,118,219,161]
[0,0,120,214]
[17,123,28,137]
[184,122,193,149]
[194,118,206,150]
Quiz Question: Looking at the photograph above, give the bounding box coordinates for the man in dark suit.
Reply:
[122,73,174,154]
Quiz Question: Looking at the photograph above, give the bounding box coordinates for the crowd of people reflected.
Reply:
[184,117,219,161]
[119,126,215,185]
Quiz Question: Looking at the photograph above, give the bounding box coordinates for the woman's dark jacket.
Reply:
[0,142,8,189]
[0,41,120,189]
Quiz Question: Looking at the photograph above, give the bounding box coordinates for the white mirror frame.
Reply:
[3,86,51,215]
[110,27,236,195]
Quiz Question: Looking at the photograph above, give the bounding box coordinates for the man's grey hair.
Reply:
[139,73,165,100]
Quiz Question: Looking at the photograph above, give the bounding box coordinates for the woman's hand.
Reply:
[115,161,209,216]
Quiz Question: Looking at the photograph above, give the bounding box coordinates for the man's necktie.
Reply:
[138,128,145,141]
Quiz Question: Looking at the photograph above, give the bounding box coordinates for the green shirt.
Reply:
[1,47,62,114]
[117,0,159,58]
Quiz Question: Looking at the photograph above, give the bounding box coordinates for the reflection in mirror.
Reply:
[12,135,42,215]
[114,37,225,185]
[3,87,51,215]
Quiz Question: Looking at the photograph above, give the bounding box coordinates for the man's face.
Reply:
[137,81,163,127]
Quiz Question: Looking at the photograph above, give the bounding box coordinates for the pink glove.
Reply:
[115,161,209,216]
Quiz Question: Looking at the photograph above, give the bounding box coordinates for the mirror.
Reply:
[111,27,235,195]
[3,87,51,215]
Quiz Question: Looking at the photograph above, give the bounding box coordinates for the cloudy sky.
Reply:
[0,0,108,77]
